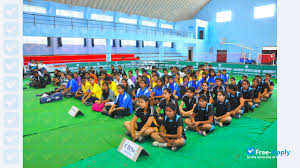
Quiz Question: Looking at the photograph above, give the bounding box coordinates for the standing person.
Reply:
[251,78,262,107]
[128,70,136,85]
[166,76,180,100]
[92,82,116,113]
[226,84,244,119]
[124,95,159,142]
[150,78,164,105]
[213,91,232,127]
[81,77,102,106]
[151,103,186,151]
[179,87,198,117]
[184,95,215,136]
[118,65,125,74]
[107,84,133,118]
[111,65,118,74]
[62,73,79,97]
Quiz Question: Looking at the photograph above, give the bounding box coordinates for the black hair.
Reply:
[187,87,195,93]
[217,70,222,73]
[81,77,86,80]
[163,68,168,72]
[140,79,147,84]
[168,76,174,79]
[163,87,175,100]
[199,94,208,102]
[137,75,143,80]
[128,70,133,73]
[255,75,261,78]
[252,78,258,83]
[227,84,238,91]
[104,76,111,81]
[215,78,222,82]
[265,73,272,78]
[117,84,125,90]
[242,75,248,78]
[192,74,197,78]
[183,76,188,81]
[156,78,162,83]
[242,79,250,85]
[217,90,227,97]
[222,69,226,72]
[122,73,127,77]
[230,77,236,81]
[121,78,128,85]
[102,82,109,87]
[165,102,177,112]
[88,77,94,80]
[135,68,139,71]
[202,81,209,86]
[138,95,150,104]
[114,73,120,76]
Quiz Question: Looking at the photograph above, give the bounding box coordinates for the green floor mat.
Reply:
[44,117,275,168]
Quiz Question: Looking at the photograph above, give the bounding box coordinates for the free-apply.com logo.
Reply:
[246,147,291,159]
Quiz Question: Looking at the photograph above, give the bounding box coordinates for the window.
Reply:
[93,39,113,46]
[56,9,83,18]
[196,19,208,27]
[23,5,47,14]
[163,42,172,47]
[216,11,232,23]
[143,41,156,47]
[254,4,276,19]
[121,40,136,46]
[91,14,113,22]
[119,17,137,24]
[62,38,84,45]
[161,23,173,29]
[23,36,47,45]
[142,21,157,27]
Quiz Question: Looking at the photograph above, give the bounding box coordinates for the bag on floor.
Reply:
[92,102,105,112]
[40,92,63,104]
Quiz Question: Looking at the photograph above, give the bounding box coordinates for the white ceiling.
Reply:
[44,0,211,21]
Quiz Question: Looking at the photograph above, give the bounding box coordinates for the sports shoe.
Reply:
[41,94,49,98]
[255,104,260,108]
[137,136,146,142]
[84,101,93,106]
[218,122,223,128]
[114,115,120,119]
[152,141,166,147]
[235,114,242,119]
[197,130,206,136]
[171,147,178,151]
[125,130,131,136]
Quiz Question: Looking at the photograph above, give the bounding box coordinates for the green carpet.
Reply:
[23,75,277,168]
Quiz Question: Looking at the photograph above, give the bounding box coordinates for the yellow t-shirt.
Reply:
[89,83,102,99]
[197,75,202,81]
[189,77,192,82]
[109,81,118,96]
[175,78,183,86]
[81,82,91,93]
[98,79,104,88]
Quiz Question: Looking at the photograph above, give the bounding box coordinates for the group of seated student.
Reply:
[25,60,51,88]
[25,62,274,150]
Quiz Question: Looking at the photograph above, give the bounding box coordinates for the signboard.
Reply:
[68,106,84,117]
[118,138,150,162]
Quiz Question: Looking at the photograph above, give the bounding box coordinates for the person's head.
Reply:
[163,69,168,76]
[111,65,114,69]
[104,76,112,84]
[140,80,147,88]
[40,60,43,64]
[209,70,215,77]
[81,77,86,84]
[43,69,47,73]
[189,66,193,71]
[60,73,65,79]
[242,80,250,90]
[222,69,226,75]
[163,88,172,100]
[186,73,191,78]
[164,75,169,83]
[192,74,197,81]
[99,67,103,70]
[138,95,150,110]
[135,69,139,74]
[252,79,258,87]
[265,73,272,81]
[115,73,121,80]
[88,77,95,85]
[255,75,262,83]
[202,82,209,91]
[66,67,69,71]
[54,69,58,74]
[142,70,147,77]
[205,62,208,67]
[73,72,78,78]
[165,102,177,119]
[242,75,248,80]
[226,84,238,94]
[152,74,158,82]
[186,87,195,98]
[217,70,221,76]
[217,91,226,102]
[168,76,174,84]
[30,59,34,63]
[117,84,125,94]
[90,67,94,71]
[183,76,189,82]
[66,73,73,80]
[198,94,208,108]
[230,77,236,84]
[102,82,109,91]
[118,65,122,70]
[215,78,222,86]
[128,70,133,77]
[156,78,163,87]
[33,71,39,77]
[121,79,128,87]
[202,72,206,78]
[85,72,91,78]
[137,75,142,83]
[151,71,156,77]
[78,67,81,70]
[196,70,200,76]
[122,73,128,80]
[82,67,86,71]
[175,73,180,79]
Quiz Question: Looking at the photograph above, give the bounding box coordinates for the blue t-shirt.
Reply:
[136,87,150,98]
[166,82,180,96]
[220,74,229,84]
[207,76,216,85]
[187,80,201,90]
[66,79,78,92]
[152,86,163,96]
[114,92,133,113]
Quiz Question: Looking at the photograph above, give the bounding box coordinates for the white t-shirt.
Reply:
[38,63,47,70]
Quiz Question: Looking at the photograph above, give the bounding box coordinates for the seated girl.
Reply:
[92,82,116,113]
[251,79,262,107]
[213,91,232,127]
[107,84,133,118]
[166,76,180,100]
[123,95,160,142]
[75,77,90,99]
[184,95,215,136]
[179,87,198,117]
[81,77,102,106]
[157,88,180,120]
[240,80,255,112]
[226,84,245,119]
[151,102,186,151]
[150,78,164,105]
[179,76,189,96]
[198,82,214,104]
[122,79,133,98]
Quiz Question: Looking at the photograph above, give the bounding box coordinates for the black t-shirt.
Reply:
[53,73,60,79]
[161,115,186,139]
[135,106,159,127]
[158,98,180,115]
[111,69,118,74]
[43,72,51,84]
[194,104,214,123]
[227,92,243,110]
[211,85,226,100]
[262,79,274,92]
[182,94,198,111]
[199,89,213,101]
[134,83,140,93]
[240,88,254,100]
[238,80,243,89]
[213,99,231,117]
[251,85,262,98]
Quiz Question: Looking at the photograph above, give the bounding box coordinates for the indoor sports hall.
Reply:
[23,0,277,167]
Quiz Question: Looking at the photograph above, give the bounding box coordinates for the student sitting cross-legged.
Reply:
[213,91,232,127]
[81,77,102,106]
[62,73,78,97]
[92,82,116,113]
[151,102,186,151]
[123,95,160,142]
[106,84,133,118]
[179,87,198,117]
[184,94,215,136]
[75,77,91,100]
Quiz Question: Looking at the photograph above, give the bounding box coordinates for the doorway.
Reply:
[188,47,193,61]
